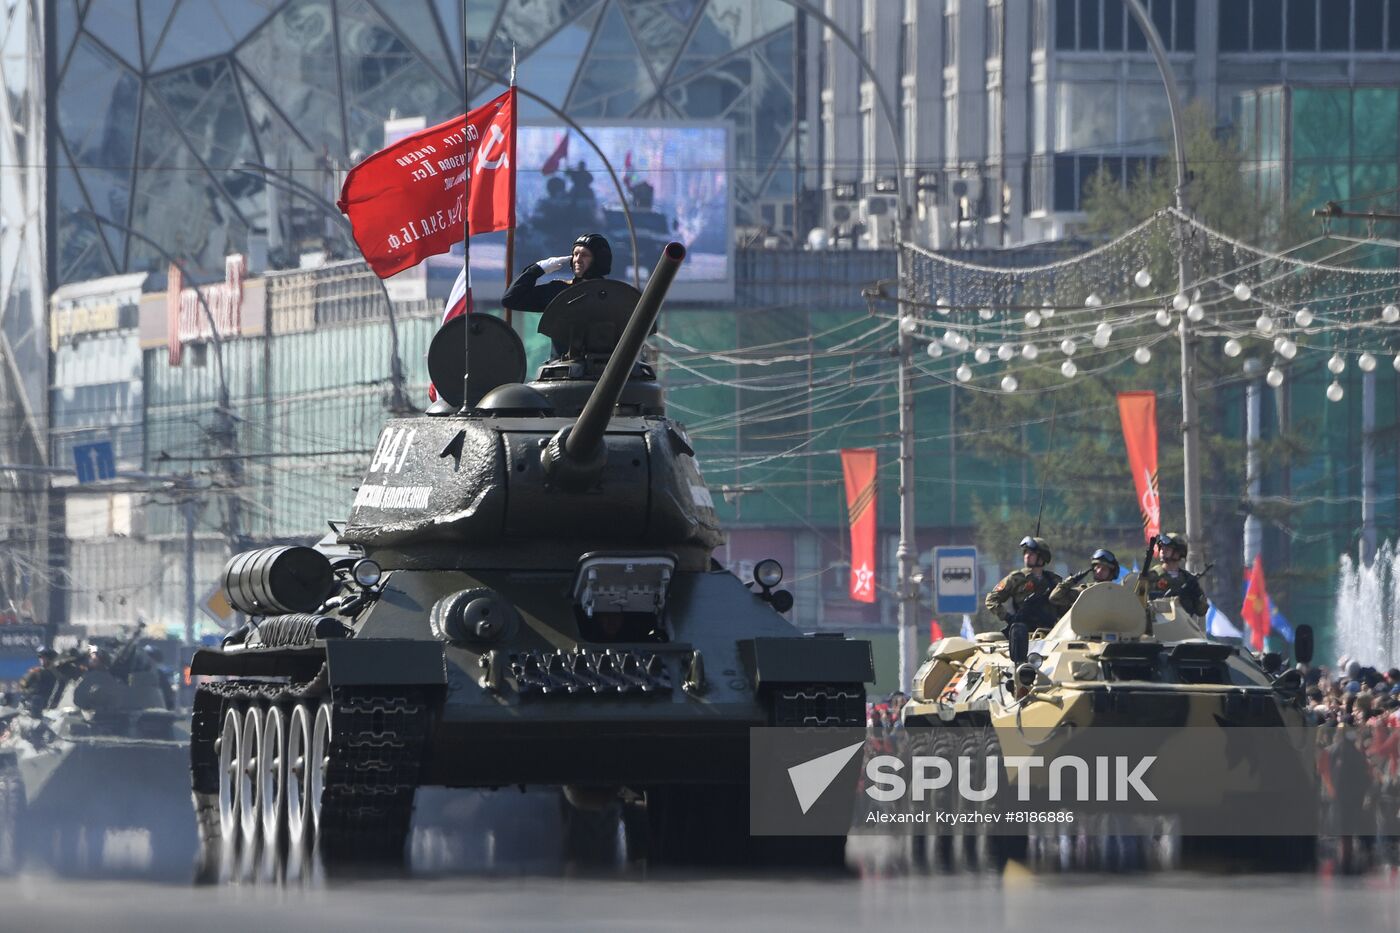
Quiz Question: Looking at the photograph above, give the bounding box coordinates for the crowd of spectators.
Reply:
[1306,659,1400,851]
[866,692,908,754]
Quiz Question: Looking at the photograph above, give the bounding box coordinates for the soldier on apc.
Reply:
[985,536,1064,631]
[17,647,57,711]
[1139,532,1209,617]
[1049,548,1120,611]
[503,233,613,356]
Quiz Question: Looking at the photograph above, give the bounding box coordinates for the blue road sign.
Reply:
[72,440,117,484]
[934,546,979,615]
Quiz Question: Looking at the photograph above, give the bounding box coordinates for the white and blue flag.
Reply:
[1205,600,1244,639]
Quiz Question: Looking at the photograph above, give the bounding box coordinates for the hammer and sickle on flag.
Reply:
[337,87,516,278]
[476,123,509,171]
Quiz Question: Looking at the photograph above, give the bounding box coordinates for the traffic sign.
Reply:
[200,585,236,628]
[72,440,116,484]
[934,546,978,615]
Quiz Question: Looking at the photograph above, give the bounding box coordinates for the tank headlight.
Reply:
[1027,652,1044,668]
[754,558,784,588]
[1015,663,1038,688]
[351,558,383,588]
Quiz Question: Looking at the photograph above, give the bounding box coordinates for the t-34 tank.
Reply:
[189,243,873,869]
[0,625,193,875]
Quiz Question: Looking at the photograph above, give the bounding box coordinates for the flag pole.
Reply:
[460,0,471,411]
[504,45,517,329]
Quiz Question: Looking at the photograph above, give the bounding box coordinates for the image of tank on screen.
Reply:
[467,123,732,302]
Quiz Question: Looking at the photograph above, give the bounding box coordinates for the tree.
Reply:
[959,102,1316,628]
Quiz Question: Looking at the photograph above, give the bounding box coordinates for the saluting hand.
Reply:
[537,255,571,275]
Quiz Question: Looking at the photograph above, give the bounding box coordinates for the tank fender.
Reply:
[325,639,446,687]
[738,636,874,690]
[189,639,448,686]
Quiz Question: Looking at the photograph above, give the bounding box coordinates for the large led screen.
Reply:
[428,122,733,304]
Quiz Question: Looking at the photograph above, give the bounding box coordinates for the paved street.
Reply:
[1,868,1398,933]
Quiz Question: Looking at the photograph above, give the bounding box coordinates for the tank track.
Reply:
[318,688,430,860]
[190,676,431,864]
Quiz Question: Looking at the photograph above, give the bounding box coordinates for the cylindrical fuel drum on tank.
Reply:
[221,546,333,616]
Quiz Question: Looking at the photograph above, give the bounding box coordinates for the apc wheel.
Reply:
[285,703,314,847]
[259,705,287,846]
[218,706,243,845]
[308,702,332,843]
[238,705,263,845]
[982,728,1028,871]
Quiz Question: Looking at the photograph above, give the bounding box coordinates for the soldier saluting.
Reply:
[984,536,1064,631]
[1050,548,1120,611]
[1138,532,1209,617]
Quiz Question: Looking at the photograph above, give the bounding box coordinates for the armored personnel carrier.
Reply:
[900,579,1315,870]
[0,627,193,875]
[189,243,872,869]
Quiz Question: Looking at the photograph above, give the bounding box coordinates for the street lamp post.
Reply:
[770,0,917,688]
[1122,0,1203,573]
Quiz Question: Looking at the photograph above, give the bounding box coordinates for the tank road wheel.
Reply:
[308,702,332,844]
[218,705,243,846]
[259,705,288,847]
[238,705,263,846]
[285,703,314,847]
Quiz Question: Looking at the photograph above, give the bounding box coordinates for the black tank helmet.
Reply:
[573,233,612,279]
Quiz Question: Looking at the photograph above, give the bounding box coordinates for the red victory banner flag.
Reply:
[541,132,569,175]
[337,88,515,278]
[1241,555,1272,652]
[841,449,878,604]
[1117,391,1162,542]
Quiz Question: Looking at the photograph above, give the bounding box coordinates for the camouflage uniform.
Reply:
[1140,562,1209,617]
[1048,571,1094,611]
[984,569,1064,629]
[17,664,55,709]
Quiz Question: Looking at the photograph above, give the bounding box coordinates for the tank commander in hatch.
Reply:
[503,233,614,357]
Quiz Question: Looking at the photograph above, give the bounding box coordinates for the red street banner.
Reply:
[337,88,515,278]
[841,449,878,604]
[1241,555,1271,651]
[1117,391,1162,542]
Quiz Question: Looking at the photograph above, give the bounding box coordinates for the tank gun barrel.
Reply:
[109,618,148,678]
[544,241,686,491]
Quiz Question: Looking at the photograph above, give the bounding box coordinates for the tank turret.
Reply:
[541,241,685,492]
[339,241,722,572]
